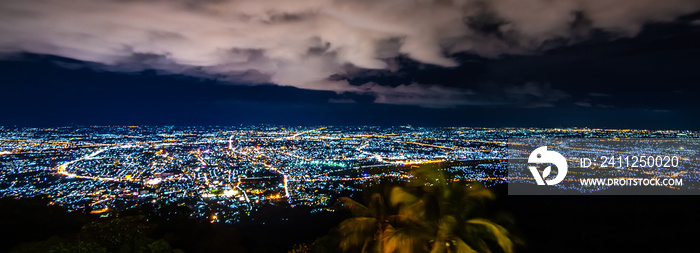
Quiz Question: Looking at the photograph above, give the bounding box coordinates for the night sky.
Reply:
[0,1,699,128]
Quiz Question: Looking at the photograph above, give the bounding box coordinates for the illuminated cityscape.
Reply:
[1,126,697,224]
[0,0,698,251]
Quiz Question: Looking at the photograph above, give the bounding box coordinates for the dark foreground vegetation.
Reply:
[1,195,350,253]
[1,165,520,253]
[5,162,699,253]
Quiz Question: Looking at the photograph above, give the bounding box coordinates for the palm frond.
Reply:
[383,225,430,253]
[338,217,378,251]
[390,187,428,222]
[450,237,478,253]
[466,218,513,253]
[338,197,372,217]
[389,186,418,207]
[386,214,425,228]
[464,184,495,201]
[437,215,457,240]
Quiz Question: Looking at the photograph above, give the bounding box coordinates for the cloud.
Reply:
[351,81,569,108]
[365,83,480,108]
[503,82,568,98]
[328,98,357,104]
[0,0,698,106]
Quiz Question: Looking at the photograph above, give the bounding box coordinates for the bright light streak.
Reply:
[146,178,162,185]
[283,174,289,198]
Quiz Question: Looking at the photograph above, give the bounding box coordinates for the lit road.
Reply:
[228,133,291,202]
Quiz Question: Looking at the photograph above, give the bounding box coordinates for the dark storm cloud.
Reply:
[0,0,699,106]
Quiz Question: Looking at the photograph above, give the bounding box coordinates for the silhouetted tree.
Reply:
[330,164,516,253]
[335,192,392,252]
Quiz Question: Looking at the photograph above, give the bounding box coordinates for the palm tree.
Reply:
[336,193,390,252]
[387,165,514,253]
[333,164,515,253]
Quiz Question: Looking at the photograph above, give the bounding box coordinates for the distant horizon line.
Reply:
[0,125,696,131]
